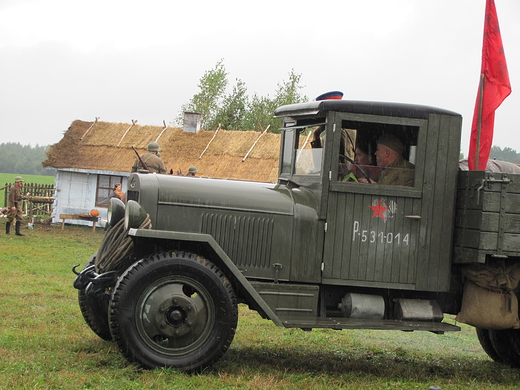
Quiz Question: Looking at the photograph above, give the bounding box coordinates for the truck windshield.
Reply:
[295,147,323,174]
[281,125,325,176]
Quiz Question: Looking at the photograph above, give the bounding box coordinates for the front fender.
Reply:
[128,228,284,327]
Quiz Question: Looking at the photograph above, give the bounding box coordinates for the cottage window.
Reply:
[96,175,122,207]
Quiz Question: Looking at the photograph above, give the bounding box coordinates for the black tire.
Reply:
[109,251,238,372]
[78,254,112,341]
[489,328,520,367]
[476,328,503,362]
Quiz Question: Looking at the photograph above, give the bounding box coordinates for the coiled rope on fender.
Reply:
[95,214,152,274]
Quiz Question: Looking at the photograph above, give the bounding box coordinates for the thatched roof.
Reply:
[43,120,281,182]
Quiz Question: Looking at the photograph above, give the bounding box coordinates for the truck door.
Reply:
[321,112,458,292]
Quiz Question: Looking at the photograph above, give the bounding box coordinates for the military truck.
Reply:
[73,99,520,372]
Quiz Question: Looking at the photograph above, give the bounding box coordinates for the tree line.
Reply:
[489,146,520,164]
[0,143,55,176]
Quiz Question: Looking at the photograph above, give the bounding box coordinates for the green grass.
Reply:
[2,221,520,389]
[0,173,55,207]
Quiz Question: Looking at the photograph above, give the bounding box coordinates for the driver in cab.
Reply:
[359,134,414,187]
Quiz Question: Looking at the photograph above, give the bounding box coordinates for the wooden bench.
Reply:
[60,214,99,232]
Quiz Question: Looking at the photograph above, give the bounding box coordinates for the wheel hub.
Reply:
[140,282,208,345]
[166,307,186,326]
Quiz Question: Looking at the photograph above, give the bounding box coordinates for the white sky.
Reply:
[1,0,519,156]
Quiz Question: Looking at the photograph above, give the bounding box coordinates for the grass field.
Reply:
[2,221,520,389]
[0,173,55,207]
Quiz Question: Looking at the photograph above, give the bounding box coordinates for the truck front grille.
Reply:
[201,213,273,269]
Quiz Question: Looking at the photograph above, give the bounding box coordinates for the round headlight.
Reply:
[124,200,148,230]
[107,198,125,228]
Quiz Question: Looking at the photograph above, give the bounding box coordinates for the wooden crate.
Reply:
[453,171,520,263]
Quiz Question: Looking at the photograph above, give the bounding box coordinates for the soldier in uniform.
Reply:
[186,166,198,177]
[131,142,167,174]
[373,134,415,187]
[6,176,25,236]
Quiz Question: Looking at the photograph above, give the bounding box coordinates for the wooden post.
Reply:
[117,119,138,147]
[199,123,221,159]
[155,120,169,143]
[301,128,313,149]
[80,117,99,140]
[242,124,270,162]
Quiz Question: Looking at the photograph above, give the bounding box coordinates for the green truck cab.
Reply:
[74,99,520,372]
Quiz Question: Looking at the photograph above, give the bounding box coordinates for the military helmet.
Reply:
[147,142,160,152]
[188,166,198,173]
[14,176,24,182]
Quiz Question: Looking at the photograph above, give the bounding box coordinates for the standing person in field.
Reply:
[131,142,166,174]
[6,176,25,236]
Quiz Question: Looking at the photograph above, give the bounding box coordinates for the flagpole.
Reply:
[476,73,485,171]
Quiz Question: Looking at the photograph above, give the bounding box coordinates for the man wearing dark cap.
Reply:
[373,134,415,186]
[131,142,167,174]
[6,176,25,236]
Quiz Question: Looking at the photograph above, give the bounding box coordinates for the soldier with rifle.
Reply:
[6,176,25,236]
[131,142,166,174]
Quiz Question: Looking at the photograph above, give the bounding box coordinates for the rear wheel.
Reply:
[78,254,111,341]
[489,328,520,367]
[476,328,503,362]
[109,251,238,372]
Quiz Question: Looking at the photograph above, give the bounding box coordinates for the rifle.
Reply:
[132,146,149,171]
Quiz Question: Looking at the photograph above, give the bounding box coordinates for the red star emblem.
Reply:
[369,199,388,219]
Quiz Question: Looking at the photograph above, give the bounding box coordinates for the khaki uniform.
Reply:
[8,185,23,222]
[378,157,415,187]
[131,152,166,174]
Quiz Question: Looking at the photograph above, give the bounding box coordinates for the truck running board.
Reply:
[280,316,461,333]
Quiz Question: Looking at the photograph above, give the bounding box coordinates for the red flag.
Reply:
[468,0,511,170]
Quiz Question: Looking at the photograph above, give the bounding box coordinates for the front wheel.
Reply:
[78,253,112,341]
[109,251,238,372]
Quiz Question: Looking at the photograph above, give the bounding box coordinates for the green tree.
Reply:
[274,69,307,107]
[179,63,307,132]
[242,93,278,132]
[212,79,248,130]
[0,143,55,176]
[180,60,228,130]
[243,69,307,132]
[490,145,520,164]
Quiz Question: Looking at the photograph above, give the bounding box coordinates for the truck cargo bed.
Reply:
[454,171,520,263]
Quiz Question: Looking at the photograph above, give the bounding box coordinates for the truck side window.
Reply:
[337,121,418,187]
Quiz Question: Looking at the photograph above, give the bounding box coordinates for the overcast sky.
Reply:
[1,0,519,156]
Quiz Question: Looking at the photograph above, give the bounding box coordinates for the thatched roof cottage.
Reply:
[43,119,281,227]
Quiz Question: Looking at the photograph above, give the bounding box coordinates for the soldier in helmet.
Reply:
[131,142,167,174]
[6,176,25,236]
[186,166,198,177]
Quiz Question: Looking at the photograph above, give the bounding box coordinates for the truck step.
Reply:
[280,316,460,333]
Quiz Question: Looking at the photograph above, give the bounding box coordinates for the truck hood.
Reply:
[152,175,295,216]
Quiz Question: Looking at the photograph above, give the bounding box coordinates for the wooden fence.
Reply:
[3,183,55,218]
